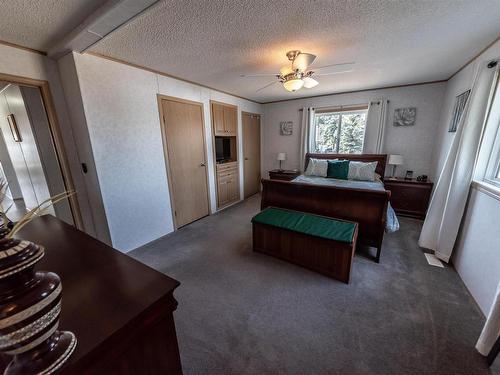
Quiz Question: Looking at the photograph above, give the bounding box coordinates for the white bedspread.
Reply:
[292,175,400,233]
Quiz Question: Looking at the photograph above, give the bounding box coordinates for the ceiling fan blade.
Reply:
[293,53,316,71]
[314,69,354,76]
[240,73,278,77]
[256,81,278,92]
[313,62,355,70]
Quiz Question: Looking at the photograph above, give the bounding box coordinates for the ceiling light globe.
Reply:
[283,78,304,92]
[302,77,319,88]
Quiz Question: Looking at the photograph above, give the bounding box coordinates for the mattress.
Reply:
[292,175,400,233]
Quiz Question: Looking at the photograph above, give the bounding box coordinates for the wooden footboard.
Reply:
[260,178,390,262]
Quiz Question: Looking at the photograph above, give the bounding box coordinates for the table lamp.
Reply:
[388,154,404,179]
[277,153,286,171]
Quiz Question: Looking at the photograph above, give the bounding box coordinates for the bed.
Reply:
[260,153,399,262]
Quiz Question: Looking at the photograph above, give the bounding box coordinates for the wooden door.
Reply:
[243,113,261,198]
[223,106,237,135]
[212,103,225,136]
[161,98,209,227]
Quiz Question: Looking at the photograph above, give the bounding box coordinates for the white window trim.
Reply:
[472,180,500,201]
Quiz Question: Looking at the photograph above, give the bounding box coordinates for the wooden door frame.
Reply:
[242,111,261,198]
[0,72,83,229]
[157,94,211,230]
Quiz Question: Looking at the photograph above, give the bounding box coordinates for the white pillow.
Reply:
[304,158,328,177]
[348,161,378,181]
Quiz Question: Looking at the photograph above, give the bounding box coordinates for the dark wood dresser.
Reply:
[268,169,300,181]
[384,178,434,219]
[0,216,183,374]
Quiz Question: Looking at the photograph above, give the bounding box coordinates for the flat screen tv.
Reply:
[215,137,231,162]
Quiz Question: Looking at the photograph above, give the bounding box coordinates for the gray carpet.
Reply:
[130,194,497,375]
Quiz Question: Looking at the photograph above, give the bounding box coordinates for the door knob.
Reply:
[245,157,249,160]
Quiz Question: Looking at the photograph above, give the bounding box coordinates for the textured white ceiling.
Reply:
[0,0,105,51]
[89,0,500,102]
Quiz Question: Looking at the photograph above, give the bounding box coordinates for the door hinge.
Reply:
[174,210,177,217]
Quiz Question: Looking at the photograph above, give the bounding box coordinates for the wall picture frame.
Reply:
[393,107,417,127]
[449,89,471,132]
[280,121,293,136]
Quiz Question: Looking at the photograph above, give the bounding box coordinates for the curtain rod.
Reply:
[298,101,390,112]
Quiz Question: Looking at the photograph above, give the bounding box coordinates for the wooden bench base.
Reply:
[252,222,358,283]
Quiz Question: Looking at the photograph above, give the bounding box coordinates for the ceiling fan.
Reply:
[241,50,354,92]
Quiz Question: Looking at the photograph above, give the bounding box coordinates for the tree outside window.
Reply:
[313,110,367,154]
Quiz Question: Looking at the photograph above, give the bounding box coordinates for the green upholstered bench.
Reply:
[252,207,358,283]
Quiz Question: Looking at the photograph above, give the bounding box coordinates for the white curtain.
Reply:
[476,282,500,357]
[363,99,387,153]
[419,62,499,262]
[299,107,315,171]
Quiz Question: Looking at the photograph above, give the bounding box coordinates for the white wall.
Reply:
[66,52,262,252]
[454,187,500,315]
[0,44,95,231]
[430,39,500,315]
[262,83,446,178]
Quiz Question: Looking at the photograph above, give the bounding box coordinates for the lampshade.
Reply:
[292,53,316,72]
[280,66,294,76]
[283,78,304,92]
[388,154,404,165]
[277,152,287,161]
[302,77,319,88]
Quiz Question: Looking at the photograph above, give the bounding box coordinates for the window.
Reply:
[484,117,500,187]
[480,73,500,188]
[312,109,367,154]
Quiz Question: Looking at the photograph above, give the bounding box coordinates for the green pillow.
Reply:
[327,160,349,179]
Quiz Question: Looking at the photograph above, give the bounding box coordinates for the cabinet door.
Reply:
[223,106,237,136]
[217,178,228,207]
[212,103,225,136]
[227,174,239,202]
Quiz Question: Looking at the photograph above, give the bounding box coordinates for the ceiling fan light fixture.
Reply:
[302,76,319,88]
[283,78,304,92]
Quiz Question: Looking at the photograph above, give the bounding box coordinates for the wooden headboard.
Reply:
[305,153,388,180]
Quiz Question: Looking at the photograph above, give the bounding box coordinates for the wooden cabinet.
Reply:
[216,162,239,207]
[212,103,225,135]
[212,102,237,136]
[212,101,239,209]
[384,178,434,219]
[2,216,183,375]
[223,105,237,135]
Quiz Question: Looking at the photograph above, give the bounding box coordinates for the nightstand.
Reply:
[268,169,300,181]
[384,178,434,219]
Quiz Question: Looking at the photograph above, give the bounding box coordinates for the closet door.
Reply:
[161,97,209,228]
[243,113,261,198]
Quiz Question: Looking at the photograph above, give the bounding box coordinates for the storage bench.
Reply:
[251,207,358,283]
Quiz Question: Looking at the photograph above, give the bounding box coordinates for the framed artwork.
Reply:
[449,89,471,132]
[405,170,414,180]
[280,121,293,136]
[7,114,22,142]
[394,107,417,126]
